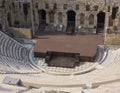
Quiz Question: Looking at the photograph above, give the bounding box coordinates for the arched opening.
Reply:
[66,10,76,34]
[0,24,2,30]
[38,9,46,24]
[109,15,113,27]
[89,14,94,25]
[49,10,55,23]
[80,13,85,25]
[23,3,28,21]
[97,11,105,32]
[118,16,120,26]
[58,12,63,24]
[38,9,46,31]
[7,13,12,27]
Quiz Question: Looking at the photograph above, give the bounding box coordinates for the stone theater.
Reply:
[0,0,120,93]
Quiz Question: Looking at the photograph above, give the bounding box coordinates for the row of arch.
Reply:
[6,10,106,28]
[38,9,105,29]
[2,8,118,34]
[6,9,113,33]
[79,13,94,25]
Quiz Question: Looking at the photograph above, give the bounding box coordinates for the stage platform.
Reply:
[33,32,103,57]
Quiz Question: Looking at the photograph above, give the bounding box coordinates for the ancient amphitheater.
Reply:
[0,0,120,92]
[0,30,120,93]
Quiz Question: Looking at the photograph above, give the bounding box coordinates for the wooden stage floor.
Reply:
[33,33,104,57]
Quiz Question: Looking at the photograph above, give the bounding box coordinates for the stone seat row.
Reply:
[36,46,120,75]
[94,45,108,62]
[0,31,99,75]
[0,31,41,73]
[0,31,38,73]
[100,50,117,66]
[37,58,95,75]
[0,31,30,61]
[0,55,40,73]
[94,45,117,67]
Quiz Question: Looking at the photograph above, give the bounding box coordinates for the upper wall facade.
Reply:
[1,0,120,33]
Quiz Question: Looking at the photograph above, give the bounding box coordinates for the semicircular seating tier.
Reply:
[13,47,120,89]
[0,30,119,76]
[4,47,120,90]
[0,31,41,74]
[35,45,119,75]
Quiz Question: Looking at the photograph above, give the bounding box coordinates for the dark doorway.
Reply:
[97,11,105,33]
[0,24,2,30]
[7,13,12,27]
[23,3,28,21]
[38,9,46,24]
[66,10,76,35]
[38,9,46,31]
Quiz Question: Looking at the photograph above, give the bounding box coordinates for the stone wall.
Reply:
[1,0,120,34]
[7,27,32,39]
[105,34,120,45]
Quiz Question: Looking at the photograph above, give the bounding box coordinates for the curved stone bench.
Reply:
[0,30,120,76]
[37,58,97,76]
[36,46,120,76]
[0,31,41,73]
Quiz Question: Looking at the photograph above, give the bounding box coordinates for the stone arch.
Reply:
[67,10,76,23]
[66,10,76,34]
[96,11,105,33]
[118,15,120,26]
[89,14,94,25]
[58,12,63,24]
[49,10,55,23]
[0,24,2,30]
[97,11,105,29]
[7,12,12,27]
[38,9,46,24]
[80,13,85,25]
[109,15,113,27]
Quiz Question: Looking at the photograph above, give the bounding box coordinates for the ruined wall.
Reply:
[1,0,120,33]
